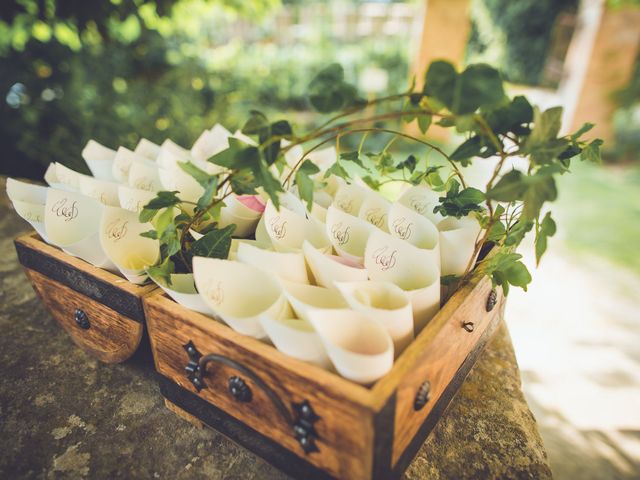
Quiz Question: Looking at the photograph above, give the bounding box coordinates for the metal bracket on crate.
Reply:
[182,340,320,454]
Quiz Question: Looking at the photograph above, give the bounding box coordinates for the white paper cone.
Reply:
[193,258,288,339]
[307,146,337,172]
[112,147,156,184]
[148,272,214,315]
[157,166,203,203]
[335,281,414,355]
[161,139,191,158]
[254,214,271,246]
[259,315,331,368]
[99,206,159,283]
[364,229,440,289]
[78,176,120,206]
[10,200,49,241]
[302,241,367,289]
[306,309,394,384]
[325,205,375,263]
[118,185,156,213]
[44,163,88,191]
[228,238,272,260]
[387,202,439,250]
[82,140,117,181]
[264,199,330,253]
[313,189,333,209]
[309,202,327,223]
[7,177,48,204]
[358,194,391,232]
[409,281,441,334]
[236,243,309,284]
[398,185,444,224]
[438,216,482,277]
[134,138,161,160]
[333,183,374,215]
[127,161,162,192]
[191,124,232,162]
[282,282,348,324]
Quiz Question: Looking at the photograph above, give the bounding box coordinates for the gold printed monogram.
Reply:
[372,245,397,271]
[269,216,288,239]
[336,198,354,213]
[331,222,351,245]
[107,219,128,242]
[392,217,413,240]
[208,281,224,305]
[364,208,387,228]
[51,198,79,222]
[409,195,427,214]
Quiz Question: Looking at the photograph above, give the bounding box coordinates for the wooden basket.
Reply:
[143,262,504,479]
[14,232,157,363]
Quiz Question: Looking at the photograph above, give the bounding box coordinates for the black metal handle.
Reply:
[74,309,90,330]
[183,341,320,454]
[414,380,431,411]
[462,321,475,332]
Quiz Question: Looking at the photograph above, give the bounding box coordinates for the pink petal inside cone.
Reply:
[237,195,266,213]
[327,254,364,269]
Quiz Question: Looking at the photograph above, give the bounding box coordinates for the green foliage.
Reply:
[307,64,365,113]
[295,159,321,210]
[433,180,485,218]
[189,224,235,259]
[485,251,532,295]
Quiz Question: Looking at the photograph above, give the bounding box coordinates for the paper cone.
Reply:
[358,194,391,232]
[264,198,330,253]
[325,205,375,263]
[282,282,348,324]
[302,241,367,289]
[306,309,393,384]
[191,124,232,162]
[44,163,89,191]
[10,200,49,241]
[228,238,272,260]
[78,176,120,206]
[112,147,156,184]
[438,216,482,277]
[193,258,288,339]
[236,243,309,284]
[161,139,191,158]
[45,189,115,268]
[6,177,47,204]
[408,281,441,334]
[398,185,444,224]
[99,206,160,283]
[254,214,271,245]
[309,202,327,223]
[134,138,161,160]
[158,166,203,203]
[387,202,439,250]
[148,272,214,316]
[333,183,374,215]
[364,229,440,289]
[307,146,337,172]
[335,281,414,355]
[82,140,117,181]
[127,161,162,192]
[259,315,331,369]
[118,185,157,213]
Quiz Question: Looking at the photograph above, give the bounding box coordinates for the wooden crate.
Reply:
[143,263,504,479]
[14,232,157,363]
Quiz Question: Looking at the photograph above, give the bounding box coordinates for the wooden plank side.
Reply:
[144,293,377,480]
[26,268,144,363]
[14,233,156,322]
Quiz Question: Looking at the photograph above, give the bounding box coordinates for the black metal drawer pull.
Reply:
[183,341,320,454]
[74,309,90,329]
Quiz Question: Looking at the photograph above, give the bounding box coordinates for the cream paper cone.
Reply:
[325,205,375,263]
[306,309,394,384]
[158,166,203,203]
[313,189,333,209]
[127,161,162,192]
[161,139,191,158]
[398,185,444,224]
[134,138,161,160]
[44,189,114,268]
[99,206,159,283]
[44,163,88,191]
[147,272,214,316]
[259,315,331,369]
[193,258,289,339]
[282,282,348,324]
[309,202,327,223]
[302,241,367,289]
[358,194,391,232]
[191,124,232,162]
[263,198,330,253]
[118,185,156,213]
[255,214,271,245]
[6,177,47,204]
[78,176,120,206]
[333,183,374,215]
[228,238,272,260]
[307,146,337,172]
[10,200,49,241]
[112,147,156,184]
[387,202,439,250]
[335,281,414,356]
[438,216,482,277]
[82,140,117,181]
[236,243,309,284]
[364,230,441,333]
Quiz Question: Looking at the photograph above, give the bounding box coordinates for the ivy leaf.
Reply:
[208,138,245,168]
[450,136,482,162]
[340,151,365,169]
[505,219,533,247]
[484,95,533,135]
[324,161,350,181]
[581,139,603,163]
[486,170,527,201]
[523,106,567,165]
[140,229,158,239]
[146,258,175,286]
[424,60,457,107]
[434,180,485,218]
[139,191,181,223]
[486,251,532,295]
[397,154,417,173]
[308,63,364,113]
[196,176,219,212]
[178,161,211,188]
[535,212,557,265]
[159,223,181,259]
[253,154,284,208]
[295,159,320,210]
[570,122,594,141]
[487,170,557,220]
[242,110,270,135]
[190,225,236,259]
[417,114,432,134]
